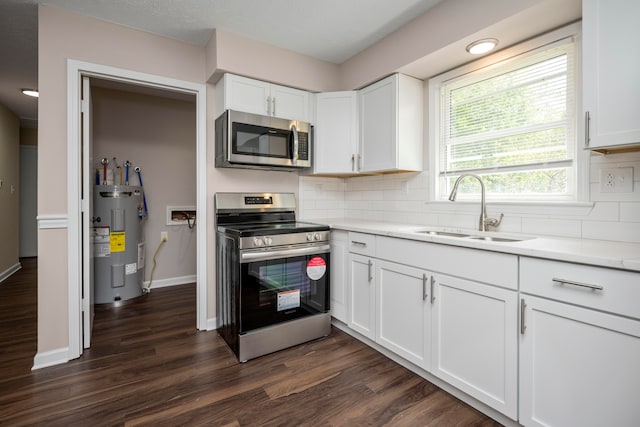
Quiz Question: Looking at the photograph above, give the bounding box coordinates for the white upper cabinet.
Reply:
[583,0,640,150]
[313,91,359,174]
[216,73,312,123]
[358,74,423,173]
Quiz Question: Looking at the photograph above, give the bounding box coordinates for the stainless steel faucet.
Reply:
[448,173,503,232]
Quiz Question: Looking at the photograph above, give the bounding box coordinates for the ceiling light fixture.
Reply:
[465,38,498,55]
[21,88,39,98]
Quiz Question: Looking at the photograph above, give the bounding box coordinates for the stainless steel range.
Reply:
[215,192,331,362]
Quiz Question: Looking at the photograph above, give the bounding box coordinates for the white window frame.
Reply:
[428,22,589,204]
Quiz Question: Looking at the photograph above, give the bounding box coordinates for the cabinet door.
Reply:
[359,75,397,172]
[376,260,431,369]
[432,274,518,419]
[520,295,640,427]
[271,84,311,122]
[222,74,270,116]
[348,253,375,340]
[314,92,358,174]
[583,0,640,149]
[329,233,348,323]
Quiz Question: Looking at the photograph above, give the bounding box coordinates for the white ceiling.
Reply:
[0,0,444,127]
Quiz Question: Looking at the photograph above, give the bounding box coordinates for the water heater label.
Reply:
[125,262,137,275]
[110,232,126,253]
[306,256,327,280]
[277,289,300,311]
[93,226,111,257]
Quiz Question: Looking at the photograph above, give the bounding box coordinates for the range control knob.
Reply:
[306,233,314,242]
[253,237,264,247]
[264,237,273,245]
[314,232,322,241]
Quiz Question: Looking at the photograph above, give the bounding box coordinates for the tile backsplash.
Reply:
[299,152,640,243]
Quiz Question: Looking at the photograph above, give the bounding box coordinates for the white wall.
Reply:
[300,151,640,243]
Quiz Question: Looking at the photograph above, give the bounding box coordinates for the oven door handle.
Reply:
[240,244,330,263]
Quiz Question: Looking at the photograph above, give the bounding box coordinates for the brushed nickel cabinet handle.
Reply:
[520,298,527,335]
[430,276,435,304]
[585,111,591,147]
[422,274,428,301]
[266,96,271,116]
[552,278,603,291]
[351,241,367,247]
[367,260,373,282]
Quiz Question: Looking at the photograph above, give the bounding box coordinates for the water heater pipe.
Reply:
[135,166,148,216]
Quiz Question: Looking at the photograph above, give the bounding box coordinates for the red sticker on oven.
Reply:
[307,256,327,280]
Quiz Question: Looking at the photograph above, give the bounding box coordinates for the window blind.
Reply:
[438,39,576,200]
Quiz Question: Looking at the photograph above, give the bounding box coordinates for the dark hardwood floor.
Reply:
[0,258,501,426]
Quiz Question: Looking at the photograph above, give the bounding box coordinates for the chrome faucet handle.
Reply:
[484,213,504,230]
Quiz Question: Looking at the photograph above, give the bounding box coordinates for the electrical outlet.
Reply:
[400,180,409,195]
[161,231,168,242]
[600,167,634,193]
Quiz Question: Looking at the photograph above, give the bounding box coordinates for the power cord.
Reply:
[142,235,167,294]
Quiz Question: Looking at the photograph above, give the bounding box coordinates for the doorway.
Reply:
[67,60,207,360]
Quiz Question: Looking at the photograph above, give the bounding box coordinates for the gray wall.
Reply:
[91,84,197,287]
[0,103,20,277]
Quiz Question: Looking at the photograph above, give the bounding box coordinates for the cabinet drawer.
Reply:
[347,232,376,256]
[520,257,640,320]
[376,236,517,289]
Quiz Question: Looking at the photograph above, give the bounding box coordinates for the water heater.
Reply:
[93,185,145,304]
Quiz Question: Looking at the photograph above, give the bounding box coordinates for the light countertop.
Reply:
[313,218,640,272]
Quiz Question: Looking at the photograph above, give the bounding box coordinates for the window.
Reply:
[430,32,579,201]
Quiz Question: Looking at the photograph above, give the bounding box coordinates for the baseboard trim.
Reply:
[143,274,196,290]
[0,262,21,284]
[32,347,70,370]
[206,317,218,331]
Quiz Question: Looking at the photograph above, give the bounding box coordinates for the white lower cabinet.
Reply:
[431,274,518,419]
[348,253,376,340]
[519,295,640,427]
[329,231,348,323]
[333,231,640,425]
[376,260,431,369]
[519,256,640,427]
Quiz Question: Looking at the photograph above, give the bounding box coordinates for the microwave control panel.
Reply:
[298,132,309,160]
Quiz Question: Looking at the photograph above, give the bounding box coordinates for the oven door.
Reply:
[239,244,330,333]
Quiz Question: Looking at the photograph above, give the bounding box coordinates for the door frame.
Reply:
[66,59,208,359]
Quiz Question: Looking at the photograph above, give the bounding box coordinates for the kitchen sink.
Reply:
[467,236,528,242]
[413,229,533,242]
[414,230,471,238]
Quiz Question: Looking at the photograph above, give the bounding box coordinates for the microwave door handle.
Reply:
[291,124,299,165]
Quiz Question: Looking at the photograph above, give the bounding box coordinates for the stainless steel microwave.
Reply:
[215,110,312,170]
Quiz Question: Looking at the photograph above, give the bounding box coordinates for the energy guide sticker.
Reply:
[277,289,300,311]
[306,256,327,280]
[110,232,126,252]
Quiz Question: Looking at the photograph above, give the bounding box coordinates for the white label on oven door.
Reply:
[277,289,300,311]
[307,256,327,280]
